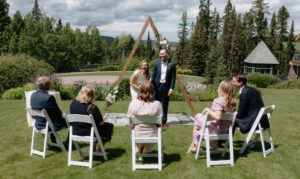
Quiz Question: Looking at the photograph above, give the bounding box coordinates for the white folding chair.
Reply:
[64,114,108,169]
[28,108,67,159]
[239,105,275,158]
[195,112,237,167]
[129,115,163,171]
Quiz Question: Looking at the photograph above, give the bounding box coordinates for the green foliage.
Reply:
[175,11,189,67]
[126,58,139,71]
[94,87,107,101]
[177,68,193,75]
[1,87,24,99]
[1,82,35,100]
[23,83,35,91]
[247,73,279,88]
[170,86,184,101]
[97,65,120,71]
[270,79,300,89]
[117,78,130,99]
[191,84,218,101]
[0,54,54,94]
[59,86,79,100]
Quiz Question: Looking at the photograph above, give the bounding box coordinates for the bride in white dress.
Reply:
[130,59,150,99]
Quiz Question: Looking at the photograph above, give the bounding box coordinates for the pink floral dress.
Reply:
[193,97,231,149]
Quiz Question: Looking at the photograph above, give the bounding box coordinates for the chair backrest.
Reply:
[129,115,162,126]
[64,114,93,124]
[28,108,48,118]
[221,112,237,124]
[252,105,275,130]
[27,108,56,132]
[64,114,101,139]
[247,105,275,137]
[25,90,36,127]
[205,111,237,125]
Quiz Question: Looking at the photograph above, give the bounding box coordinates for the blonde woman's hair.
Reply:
[139,59,150,80]
[76,85,95,103]
[218,80,237,112]
[138,81,155,102]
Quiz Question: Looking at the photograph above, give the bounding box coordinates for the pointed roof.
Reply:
[244,41,279,64]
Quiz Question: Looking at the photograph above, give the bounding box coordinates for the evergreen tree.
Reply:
[221,0,236,77]
[8,11,24,53]
[276,5,290,76]
[175,11,189,67]
[250,0,269,42]
[31,0,43,21]
[215,45,227,83]
[9,11,24,36]
[86,25,108,64]
[229,15,246,74]
[145,31,155,60]
[0,0,11,53]
[18,16,44,59]
[242,12,256,57]
[110,37,120,64]
[56,18,63,32]
[285,20,295,68]
[267,12,277,52]
[189,0,210,76]
[205,8,220,84]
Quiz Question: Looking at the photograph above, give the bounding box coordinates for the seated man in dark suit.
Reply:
[232,74,270,134]
[30,76,68,144]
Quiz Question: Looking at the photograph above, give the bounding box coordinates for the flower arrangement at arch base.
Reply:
[104,85,119,113]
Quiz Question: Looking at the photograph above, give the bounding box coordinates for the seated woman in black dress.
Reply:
[70,85,113,144]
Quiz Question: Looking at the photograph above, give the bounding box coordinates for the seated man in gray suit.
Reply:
[30,76,68,144]
[232,74,270,134]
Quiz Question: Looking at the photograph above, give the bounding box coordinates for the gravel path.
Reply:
[59,75,119,85]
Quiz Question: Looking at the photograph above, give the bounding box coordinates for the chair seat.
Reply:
[135,137,159,143]
[71,135,97,142]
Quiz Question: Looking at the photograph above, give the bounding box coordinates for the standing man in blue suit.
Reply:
[231,74,270,134]
[151,49,176,127]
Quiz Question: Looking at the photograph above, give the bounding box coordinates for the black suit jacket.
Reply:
[151,59,176,91]
[236,86,270,133]
[30,90,66,130]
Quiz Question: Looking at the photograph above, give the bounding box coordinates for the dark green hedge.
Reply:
[0,54,54,94]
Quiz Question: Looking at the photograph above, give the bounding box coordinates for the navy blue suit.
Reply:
[234,86,270,134]
[30,90,67,131]
[151,59,176,124]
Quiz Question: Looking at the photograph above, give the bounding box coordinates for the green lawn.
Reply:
[0,88,299,178]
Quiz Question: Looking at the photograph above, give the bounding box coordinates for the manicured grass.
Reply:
[0,88,299,178]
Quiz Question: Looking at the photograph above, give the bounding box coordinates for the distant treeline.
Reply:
[174,0,296,84]
[0,0,159,73]
[0,0,296,84]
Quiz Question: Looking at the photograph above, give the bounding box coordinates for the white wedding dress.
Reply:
[130,70,146,99]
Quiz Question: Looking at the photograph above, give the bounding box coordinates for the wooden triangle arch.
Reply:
[104,16,196,117]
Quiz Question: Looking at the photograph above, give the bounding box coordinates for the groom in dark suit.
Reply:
[151,49,176,127]
[232,74,270,134]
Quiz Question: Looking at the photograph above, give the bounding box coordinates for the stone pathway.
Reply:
[103,113,195,126]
